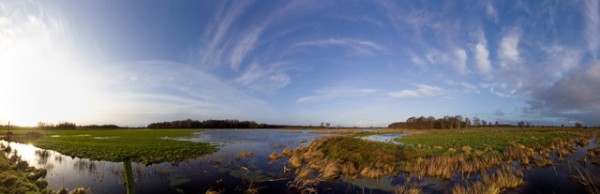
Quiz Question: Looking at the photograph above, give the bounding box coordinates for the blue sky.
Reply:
[1,0,599,127]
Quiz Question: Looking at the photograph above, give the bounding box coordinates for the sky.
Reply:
[1,0,599,127]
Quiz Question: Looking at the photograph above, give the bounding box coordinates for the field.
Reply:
[395,128,587,156]
[2,129,217,164]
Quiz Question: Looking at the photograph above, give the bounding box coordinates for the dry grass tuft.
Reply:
[394,179,422,194]
[452,182,500,194]
[238,152,253,158]
[268,151,282,160]
[282,147,293,157]
[296,167,313,179]
[289,154,303,168]
[453,167,523,194]
[461,146,472,154]
[320,161,341,180]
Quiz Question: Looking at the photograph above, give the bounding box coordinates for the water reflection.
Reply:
[35,150,49,165]
[73,159,97,174]
[360,133,408,144]
[123,160,135,194]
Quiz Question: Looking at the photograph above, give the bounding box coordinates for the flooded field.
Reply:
[1,129,599,193]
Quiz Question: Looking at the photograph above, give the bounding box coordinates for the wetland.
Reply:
[1,128,599,193]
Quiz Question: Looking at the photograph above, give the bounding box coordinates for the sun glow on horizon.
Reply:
[0,3,101,126]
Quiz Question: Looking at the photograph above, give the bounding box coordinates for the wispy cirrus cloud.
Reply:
[486,1,498,23]
[229,27,263,71]
[388,85,444,98]
[196,1,253,70]
[236,62,291,91]
[293,38,385,56]
[94,60,280,125]
[297,87,378,104]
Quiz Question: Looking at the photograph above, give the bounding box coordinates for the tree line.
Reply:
[147,119,266,129]
[388,115,503,129]
[37,122,121,129]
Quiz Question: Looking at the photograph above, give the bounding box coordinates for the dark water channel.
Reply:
[1,129,598,193]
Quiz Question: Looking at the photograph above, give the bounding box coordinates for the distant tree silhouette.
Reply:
[473,117,481,127]
[147,119,261,129]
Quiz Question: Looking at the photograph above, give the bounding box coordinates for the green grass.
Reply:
[318,136,416,166]
[4,129,217,164]
[395,128,586,156]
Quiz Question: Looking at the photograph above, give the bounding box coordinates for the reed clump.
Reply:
[453,166,523,194]
[503,145,534,165]
[394,179,422,194]
[287,136,413,179]
[268,151,282,160]
[282,147,293,157]
[452,182,501,194]
[237,151,253,158]
[404,154,503,180]
[587,147,600,166]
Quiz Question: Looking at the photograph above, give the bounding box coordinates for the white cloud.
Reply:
[268,73,291,90]
[197,1,253,69]
[229,27,263,71]
[236,62,291,91]
[294,38,384,55]
[418,49,469,74]
[498,29,522,66]
[584,0,600,57]
[297,87,378,103]
[474,41,492,74]
[486,1,498,23]
[461,82,480,94]
[236,63,265,86]
[541,45,582,81]
[454,49,468,74]
[0,1,279,126]
[94,61,279,126]
[388,85,444,98]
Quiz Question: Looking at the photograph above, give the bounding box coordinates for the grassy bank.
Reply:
[3,129,217,164]
[0,149,51,194]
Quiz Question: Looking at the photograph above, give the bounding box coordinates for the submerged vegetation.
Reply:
[3,129,217,164]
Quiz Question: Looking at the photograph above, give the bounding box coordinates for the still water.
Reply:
[1,129,598,193]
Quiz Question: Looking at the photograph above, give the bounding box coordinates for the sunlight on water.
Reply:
[360,133,407,144]
[5,142,39,164]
